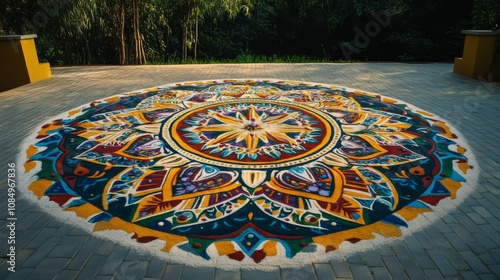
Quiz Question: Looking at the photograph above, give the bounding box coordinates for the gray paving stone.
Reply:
[145,257,167,278]
[0,64,499,279]
[330,259,352,278]
[66,237,102,270]
[459,270,480,280]
[346,254,365,265]
[75,255,107,280]
[442,250,470,271]
[15,248,34,266]
[16,212,42,231]
[442,232,470,252]
[474,274,498,280]
[94,275,114,280]
[47,243,82,258]
[281,266,316,280]
[241,269,280,280]
[349,265,373,280]
[391,246,426,279]
[162,264,184,280]
[51,225,73,237]
[115,260,150,280]
[46,219,63,228]
[370,267,391,280]
[67,227,89,236]
[313,263,335,280]
[468,242,489,255]
[58,270,79,280]
[214,269,241,280]
[466,212,487,225]
[16,228,39,249]
[478,253,499,266]
[478,225,500,247]
[93,241,116,256]
[125,248,152,261]
[485,217,500,233]
[423,269,443,280]
[3,268,32,280]
[426,231,453,251]
[27,271,59,279]
[381,255,408,280]
[434,220,453,234]
[489,264,500,278]
[472,206,494,219]
[412,231,437,251]
[23,227,57,249]
[376,245,396,257]
[58,235,88,246]
[361,251,385,267]
[472,232,498,250]
[459,251,491,274]
[448,223,475,247]
[34,257,71,272]
[180,266,215,280]
[427,250,458,277]
[98,244,129,275]
[403,235,426,253]
[21,236,62,268]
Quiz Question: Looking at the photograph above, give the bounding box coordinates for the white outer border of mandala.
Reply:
[17,78,480,270]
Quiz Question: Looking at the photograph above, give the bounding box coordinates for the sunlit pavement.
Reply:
[0,63,499,279]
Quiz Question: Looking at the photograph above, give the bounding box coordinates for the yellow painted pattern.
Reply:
[215,241,238,256]
[28,180,53,199]
[397,207,432,221]
[262,241,278,256]
[0,35,51,91]
[313,221,401,250]
[440,178,462,200]
[94,217,187,252]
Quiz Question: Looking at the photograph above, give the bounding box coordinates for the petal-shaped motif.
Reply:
[21,79,474,266]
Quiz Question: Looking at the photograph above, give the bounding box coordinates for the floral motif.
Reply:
[181,102,321,160]
[23,79,472,264]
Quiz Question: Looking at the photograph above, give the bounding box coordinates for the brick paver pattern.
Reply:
[0,63,499,279]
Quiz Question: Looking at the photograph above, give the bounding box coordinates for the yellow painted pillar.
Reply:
[453,30,500,82]
[0,34,52,92]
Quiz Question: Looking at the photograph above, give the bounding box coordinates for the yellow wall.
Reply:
[454,31,499,81]
[0,35,51,92]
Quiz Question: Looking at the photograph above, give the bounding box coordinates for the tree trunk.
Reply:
[85,34,92,64]
[119,3,126,65]
[133,0,139,64]
[132,0,146,65]
[194,7,198,61]
[182,14,188,61]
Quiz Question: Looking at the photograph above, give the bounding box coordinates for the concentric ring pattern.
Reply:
[22,79,473,264]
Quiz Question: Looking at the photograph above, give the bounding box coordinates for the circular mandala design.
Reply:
[21,79,474,265]
[163,99,340,168]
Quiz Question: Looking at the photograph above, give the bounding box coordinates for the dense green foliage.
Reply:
[1,0,499,65]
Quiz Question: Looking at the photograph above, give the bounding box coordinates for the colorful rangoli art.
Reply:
[21,79,474,265]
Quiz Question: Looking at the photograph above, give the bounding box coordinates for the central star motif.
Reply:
[181,103,322,160]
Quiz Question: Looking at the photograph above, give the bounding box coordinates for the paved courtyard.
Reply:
[0,63,499,279]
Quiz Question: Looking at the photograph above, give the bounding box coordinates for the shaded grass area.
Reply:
[147,54,353,65]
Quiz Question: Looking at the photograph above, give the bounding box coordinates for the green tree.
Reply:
[472,0,500,30]
[175,0,252,61]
